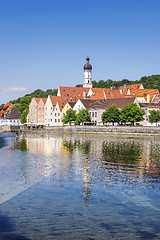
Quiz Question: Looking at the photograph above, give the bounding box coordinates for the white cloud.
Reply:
[1,87,28,92]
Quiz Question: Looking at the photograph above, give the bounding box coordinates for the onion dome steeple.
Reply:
[83,56,92,70]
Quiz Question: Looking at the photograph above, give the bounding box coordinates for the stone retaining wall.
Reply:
[0,126,20,133]
[21,125,160,135]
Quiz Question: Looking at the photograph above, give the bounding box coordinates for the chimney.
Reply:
[147,94,150,103]
[83,91,86,99]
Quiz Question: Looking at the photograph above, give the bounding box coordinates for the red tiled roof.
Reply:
[41,98,47,104]
[34,98,41,104]
[126,89,159,102]
[148,106,160,108]
[0,103,14,119]
[59,86,90,98]
[49,96,81,111]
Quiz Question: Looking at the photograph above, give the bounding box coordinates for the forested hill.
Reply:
[10,88,58,104]
[76,75,160,91]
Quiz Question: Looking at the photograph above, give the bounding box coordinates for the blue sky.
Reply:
[0,0,160,104]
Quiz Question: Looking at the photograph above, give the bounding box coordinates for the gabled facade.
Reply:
[44,96,59,126]
[61,102,76,119]
[27,98,41,124]
[37,98,47,125]
[52,102,62,126]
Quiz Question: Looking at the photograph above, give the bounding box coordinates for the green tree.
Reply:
[62,108,76,125]
[120,103,145,126]
[101,104,120,125]
[149,110,160,126]
[20,108,29,124]
[15,96,32,124]
[76,109,91,123]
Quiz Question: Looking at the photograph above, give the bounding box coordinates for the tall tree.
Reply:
[149,110,160,126]
[62,108,76,125]
[120,103,144,126]
[101,104,120,125]
[76,109,91,123]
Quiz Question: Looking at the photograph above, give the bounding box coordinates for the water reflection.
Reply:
[14,137,28,151]
[102,141,142,164]
[62,139,91,155]
[0,133,160,239]
[0,135,5,149]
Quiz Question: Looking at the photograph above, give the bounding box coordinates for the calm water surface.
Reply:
[0,132,160,240]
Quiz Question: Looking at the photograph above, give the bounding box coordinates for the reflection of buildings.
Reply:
[26,134,63,155]
[23,133,160,194]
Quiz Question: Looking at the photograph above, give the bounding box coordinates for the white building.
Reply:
[83,56,92,88]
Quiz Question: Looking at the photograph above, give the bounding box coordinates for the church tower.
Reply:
[83,56,92,88]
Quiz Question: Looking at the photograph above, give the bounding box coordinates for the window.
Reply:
[92,112,94,118]
[51,119,52,121]
[55,119,57,122]
[39,107,41,110]
[39,118,40,121]
[89,112,91,115]
[95,112,97,117]
[51,107,52,110]
[66,99,68,102]
[58,119,60,122]
[46,107,47,110]
[55,113,57,116]
[42,112,43,115]
[58,113,60,116]
[38,112,39,115]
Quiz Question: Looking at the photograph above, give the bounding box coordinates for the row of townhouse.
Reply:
[27,96,78,126]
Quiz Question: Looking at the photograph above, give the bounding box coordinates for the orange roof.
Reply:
[41,98,47,104]
[49,95,81,111]
[49,96,61,105]
[59,86,90,98]
[34,98,41,104]
[119,83,143,94]
[0,103,14,119]
[126,89,159,102]
[148,105,160,108]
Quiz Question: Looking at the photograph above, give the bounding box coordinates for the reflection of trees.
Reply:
[13,138,28,152]
[149,142,160,170]
[62,140,91,155]
[0,137,5,148]
[102,141,142,164]
[19,139,28,152]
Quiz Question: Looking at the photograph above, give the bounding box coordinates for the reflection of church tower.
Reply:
[83,56,92,88]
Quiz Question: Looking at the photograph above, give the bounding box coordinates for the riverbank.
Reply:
[0,126,20,133]
[20,125,160,136]
[1,125,160,136]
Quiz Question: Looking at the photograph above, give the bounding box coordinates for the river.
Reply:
[0,132,160,240]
